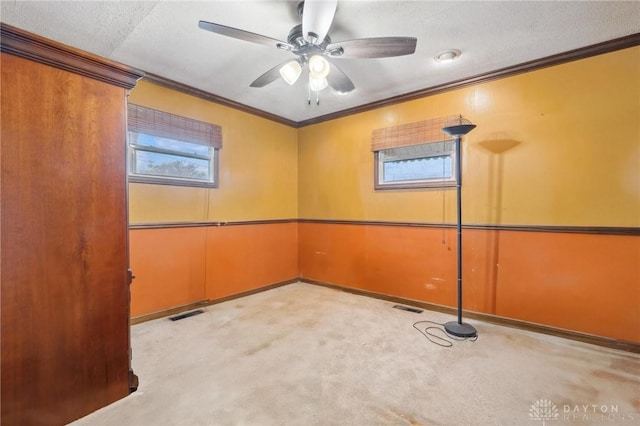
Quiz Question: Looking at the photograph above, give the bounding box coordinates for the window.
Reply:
[371,115,460,190]
[127,104,222,188]
[375,141,456,189]
[129,132,216,184]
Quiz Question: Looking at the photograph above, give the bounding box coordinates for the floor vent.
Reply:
[393,304,423,314]
[169,309,205,321]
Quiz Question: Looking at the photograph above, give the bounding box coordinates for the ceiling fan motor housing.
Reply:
[287,24,332,54]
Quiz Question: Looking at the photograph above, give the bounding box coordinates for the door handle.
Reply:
[127,269,136,285]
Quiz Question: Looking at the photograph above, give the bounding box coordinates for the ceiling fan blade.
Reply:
[250,60,296,88]
[198,20,293,50]
[302,0,337,44]
[327,37,417,59]
[326,61,355,94]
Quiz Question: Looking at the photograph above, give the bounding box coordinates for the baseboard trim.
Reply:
[131,277,639,353]
[130,278,299,324]
[301,278,640,354]
[203,278,299,307]
[131,300,211,325]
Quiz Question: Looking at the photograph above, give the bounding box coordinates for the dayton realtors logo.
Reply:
[529,399,559,425]
[529,399,635,423]
[562,403,634,422]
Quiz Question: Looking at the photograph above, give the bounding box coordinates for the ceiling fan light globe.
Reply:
[309,75,328,92]
[279,61,302,85]
[309,55,330,78]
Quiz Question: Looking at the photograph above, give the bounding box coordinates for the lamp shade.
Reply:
[442,116,476,137]
[279,61,302,85]
[441,124,476,137]
[309,74,328,91]
[309,55,330,78]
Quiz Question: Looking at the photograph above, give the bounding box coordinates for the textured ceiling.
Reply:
[2,1,639,124]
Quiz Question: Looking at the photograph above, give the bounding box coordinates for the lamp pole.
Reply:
[441,120,477,338]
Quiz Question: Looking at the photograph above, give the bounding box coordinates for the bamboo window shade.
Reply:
[370,115,462,152]
[128,104,222,149]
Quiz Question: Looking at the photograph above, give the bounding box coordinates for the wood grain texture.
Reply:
[1,53,131,425]
[0,23,144,89]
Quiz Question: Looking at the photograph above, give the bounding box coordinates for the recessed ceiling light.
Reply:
[435,49,461,63]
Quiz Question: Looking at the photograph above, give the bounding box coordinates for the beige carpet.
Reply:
[72,282,639,425]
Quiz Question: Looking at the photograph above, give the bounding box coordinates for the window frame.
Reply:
[128,134,219,188]
[374,140,458,190]
[127,104,222,188]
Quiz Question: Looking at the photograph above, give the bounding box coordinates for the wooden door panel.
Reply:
[1,53,130,425]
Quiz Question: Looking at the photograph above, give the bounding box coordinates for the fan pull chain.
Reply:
[306,86,321,106]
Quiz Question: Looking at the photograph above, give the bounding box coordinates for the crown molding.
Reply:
[143,72,299,128]
[0,23,144,89]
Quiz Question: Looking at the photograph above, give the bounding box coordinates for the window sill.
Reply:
[129,175,218,188]
[374,181,456,190]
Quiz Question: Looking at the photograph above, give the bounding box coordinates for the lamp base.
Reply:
[444,321,477,338]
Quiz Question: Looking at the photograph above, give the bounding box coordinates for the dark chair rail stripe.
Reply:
[130,219,639,236]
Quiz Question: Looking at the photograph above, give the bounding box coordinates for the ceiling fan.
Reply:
[198,0,417,104]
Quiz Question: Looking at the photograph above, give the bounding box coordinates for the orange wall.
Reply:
[299,223,460,307]
[204,223,298,300]
[299,223,640,342]
[130,227,207,316]
[495,231,639,341]
[130,223,298,317]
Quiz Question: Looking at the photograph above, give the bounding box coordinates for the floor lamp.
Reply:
[442,117,477,338]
